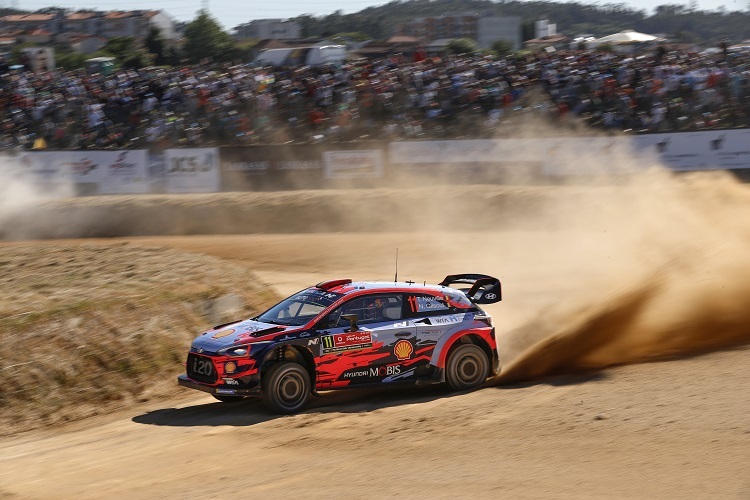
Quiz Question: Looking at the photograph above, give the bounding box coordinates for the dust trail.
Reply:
[0,155,74,228]
[494,169,750,382]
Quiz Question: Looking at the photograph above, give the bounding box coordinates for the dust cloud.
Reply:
[492,165,750,382]
[0,155,74,231]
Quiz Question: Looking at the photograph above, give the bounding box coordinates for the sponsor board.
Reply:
[323,150,384,179]
[100,150,149,194]
[164,148,220,193]
[322,331,373,353]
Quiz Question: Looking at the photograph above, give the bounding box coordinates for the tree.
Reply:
[183,10,233,64]
[145,25,166,66]
[102,36,136,62]
[447,38,478,55]
[491,39,514,57]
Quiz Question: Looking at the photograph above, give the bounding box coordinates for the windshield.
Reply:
[256,288,343,326]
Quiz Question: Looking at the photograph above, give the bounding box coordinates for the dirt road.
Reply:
[1,233,749,499]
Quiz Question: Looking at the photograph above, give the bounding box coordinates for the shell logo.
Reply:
[394,339,413,361]
[211,328,235,340]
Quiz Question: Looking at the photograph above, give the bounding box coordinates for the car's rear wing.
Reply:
[439,274,502,304]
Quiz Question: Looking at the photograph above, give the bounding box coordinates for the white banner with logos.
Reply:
[95,150,149,194]
[390,132,750,176]
[15,151,77,183]
[12,150,148,193]
[324,150,384,179]
[164,148,220,193]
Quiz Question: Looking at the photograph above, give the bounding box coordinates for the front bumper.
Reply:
[178,374,261,397]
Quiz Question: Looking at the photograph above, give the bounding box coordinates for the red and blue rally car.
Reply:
[178,274,501,413]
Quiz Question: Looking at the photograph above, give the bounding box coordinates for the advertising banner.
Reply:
[164,148,220,193]
[219,143,389,191]
[16,152,71,183]
[220,145,324,191]
[389,139,545,182]
[96,150,149,194]
[323,150,383,179]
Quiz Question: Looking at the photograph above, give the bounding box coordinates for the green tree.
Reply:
[447,38,478,55]
[183,10,233,64]
[102,36,136,62]
[491,39,514,57]
[145,25,166,65]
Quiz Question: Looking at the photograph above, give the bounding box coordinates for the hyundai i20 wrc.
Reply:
[178,274,502,414]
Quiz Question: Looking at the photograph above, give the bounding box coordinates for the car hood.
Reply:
[191,319,289,352]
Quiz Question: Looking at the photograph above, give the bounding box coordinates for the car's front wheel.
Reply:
[261,362,311,414]
[445,343,489,391]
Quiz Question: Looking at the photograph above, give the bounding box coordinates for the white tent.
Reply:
[589,29,663,48]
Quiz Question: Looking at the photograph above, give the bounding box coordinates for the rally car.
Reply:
[178,274,502,414]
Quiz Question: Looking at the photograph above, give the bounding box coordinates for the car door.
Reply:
[313,293,417,389]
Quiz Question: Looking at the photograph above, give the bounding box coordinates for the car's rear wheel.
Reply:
[262,362,311,414]
[445,343,489,391]
[212,395,245,403]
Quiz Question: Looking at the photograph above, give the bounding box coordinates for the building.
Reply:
[397,13,521,50]
[477,16,522,50]
[0,10,177,40]
[234,19,301,40]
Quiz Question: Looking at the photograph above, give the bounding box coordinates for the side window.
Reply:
[406,294,451,317]
[328,294,403,327]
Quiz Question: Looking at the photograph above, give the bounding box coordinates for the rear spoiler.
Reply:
[439,274,502,304]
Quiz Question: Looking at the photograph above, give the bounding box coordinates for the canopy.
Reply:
[590,29,663,47]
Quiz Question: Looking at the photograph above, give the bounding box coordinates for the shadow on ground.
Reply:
[132,372,608,428]
[132,385,453,428]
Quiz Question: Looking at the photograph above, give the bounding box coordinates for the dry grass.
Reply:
[0,243,279,435]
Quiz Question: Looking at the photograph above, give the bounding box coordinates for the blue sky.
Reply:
[16,0,748,30]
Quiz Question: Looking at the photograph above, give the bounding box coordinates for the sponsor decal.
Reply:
[227,161,270,172]
[109,151,137,175]
[211,328,235,340]
[370,365,401,377]
[419,329,443,340]
[342,365,402,379]
[216,388,236,394]
[169,153,215,173]
[322,331,373,353]
[431,314,465,325]
[222,378,239,385]
[324,150,383,179]
[64,158,97,175]
[278,160,322,170]
[307,338,320,346]
[484,293,497,300]
[394,340,413,360]
[224,361,237,374]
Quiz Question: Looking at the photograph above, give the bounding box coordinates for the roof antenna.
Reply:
[394,248,399,283]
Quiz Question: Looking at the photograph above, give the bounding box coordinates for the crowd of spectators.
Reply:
[1,45,750,150]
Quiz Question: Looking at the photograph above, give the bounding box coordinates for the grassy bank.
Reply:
[0,243,278,435]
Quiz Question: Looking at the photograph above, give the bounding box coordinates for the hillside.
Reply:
[294,0,750,45]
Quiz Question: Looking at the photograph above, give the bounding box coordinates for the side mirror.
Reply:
[341,314,359,332]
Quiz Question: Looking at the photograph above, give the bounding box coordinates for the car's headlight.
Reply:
[218,341,272,357]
